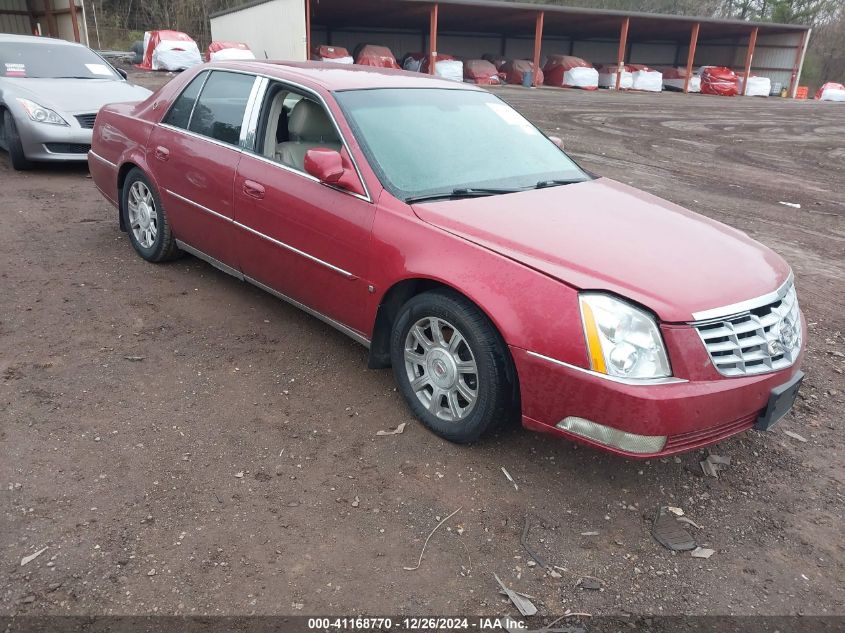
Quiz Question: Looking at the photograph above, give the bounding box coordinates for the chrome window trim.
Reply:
[159,122,245,153]
[527,351,688,385]
[240,76,268,151]
[185,70,211,130]
[690,271,794,323]
[174,239,370,348]
[88,150,117,169]
[163,188,357,280]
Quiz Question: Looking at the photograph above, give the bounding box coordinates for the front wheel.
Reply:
[4,110,33,171]
[121,168,180,262]
[390,290,516,444]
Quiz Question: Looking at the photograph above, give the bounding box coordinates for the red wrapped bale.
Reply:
[464,59,501,85]
[311,45,353,64]
[501,60,543,85]
[815,82,845,102]
[543,55,598,89]
[626,63,662,92]
[139,30,202,71]
[207,41,254,62]
[661,67,700,92]
[354,45,400,69]
[700,66,739,96]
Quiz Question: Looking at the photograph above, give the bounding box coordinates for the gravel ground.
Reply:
[1,69,843,620]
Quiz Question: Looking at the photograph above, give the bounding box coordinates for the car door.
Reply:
[148,69,259,268]
[233,82,376,337]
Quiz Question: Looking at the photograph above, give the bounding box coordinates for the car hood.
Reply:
[411,178,790,323]
[3,78,151,114]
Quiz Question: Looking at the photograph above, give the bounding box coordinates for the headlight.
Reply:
[17,98,68,126]
[579,293,671,379]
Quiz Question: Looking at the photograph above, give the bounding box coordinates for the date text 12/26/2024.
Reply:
[307,617,527,631]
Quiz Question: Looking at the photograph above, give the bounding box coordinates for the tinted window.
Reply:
[0,42,120,79]
[163,71,207,129]
[188,71,255,146]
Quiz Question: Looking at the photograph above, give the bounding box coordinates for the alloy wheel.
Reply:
[127,181,158,249]
[404,316,479,422]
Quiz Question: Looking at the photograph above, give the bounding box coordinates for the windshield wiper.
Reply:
[534,178,584,189]
[53,75,101,79]
[405,187,520,204]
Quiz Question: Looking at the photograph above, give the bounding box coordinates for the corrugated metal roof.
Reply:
[214,0,810,42]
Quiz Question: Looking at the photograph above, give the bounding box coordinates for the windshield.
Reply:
[0,42,121,80]
[335,88,589,202]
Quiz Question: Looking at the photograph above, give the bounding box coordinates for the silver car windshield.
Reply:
[335,88,589,202]
[0,42,120,80]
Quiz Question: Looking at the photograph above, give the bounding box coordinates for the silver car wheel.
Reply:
[404,316,479,422]
[127,181,158,249]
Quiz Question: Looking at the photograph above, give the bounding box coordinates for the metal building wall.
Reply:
[0,0,29,34]
[211,0,306,61]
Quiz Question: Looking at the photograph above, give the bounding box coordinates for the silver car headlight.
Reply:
[17,98,68,126]
[579,293,671,379]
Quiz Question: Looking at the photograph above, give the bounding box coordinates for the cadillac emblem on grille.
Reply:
[694,281,801,377]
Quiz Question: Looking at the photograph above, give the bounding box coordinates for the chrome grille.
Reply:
[694,282,801,377]
[75,113,97,129]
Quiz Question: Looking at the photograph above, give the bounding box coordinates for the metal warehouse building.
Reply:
[210,0,811,97]
[0,0,88,45]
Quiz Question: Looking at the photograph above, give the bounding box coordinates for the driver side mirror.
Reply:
[117,68,128,80]
[549,135,564,150]
[304,148,346,185]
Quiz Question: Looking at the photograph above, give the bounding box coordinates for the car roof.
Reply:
[209,60,484,92]
[0,34,83,46]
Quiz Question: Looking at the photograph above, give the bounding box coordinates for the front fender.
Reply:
[367,196,590,371]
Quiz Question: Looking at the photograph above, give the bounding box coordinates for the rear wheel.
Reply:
[121,168,180,262]
[390,290,516,444]
[3,110,33,171]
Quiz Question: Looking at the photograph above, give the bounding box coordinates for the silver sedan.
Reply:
[0,34,151,170]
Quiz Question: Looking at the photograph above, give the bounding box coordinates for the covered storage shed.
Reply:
[211,0,812,98]
[0,0,88,45]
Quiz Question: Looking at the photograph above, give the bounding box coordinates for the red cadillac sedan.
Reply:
[88,61,805,457]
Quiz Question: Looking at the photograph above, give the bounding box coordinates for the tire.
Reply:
[3,110,34,171]
[130,40,144,65]
[121,168,180,262]
[390,289,516,444]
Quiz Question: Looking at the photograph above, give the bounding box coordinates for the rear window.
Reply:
[163,71,207,129]
[188,71,255,146]
[0,42,120,79]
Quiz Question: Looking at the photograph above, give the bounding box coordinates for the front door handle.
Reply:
[154,146,169,162]
[243,180,265,200]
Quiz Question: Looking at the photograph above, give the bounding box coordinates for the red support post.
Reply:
[532,10,544,87]
[741,27,758,96]
[43,0,56,37]
[683,22,700,94]
[305,0,311,60]
[428,3,438,75]
[615,17,630,91]
[68,0,80,43]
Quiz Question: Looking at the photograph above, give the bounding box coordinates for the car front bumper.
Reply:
[15,113,93,162]
[510,315,807,458]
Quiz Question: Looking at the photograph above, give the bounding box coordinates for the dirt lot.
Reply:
[2,71,844,621]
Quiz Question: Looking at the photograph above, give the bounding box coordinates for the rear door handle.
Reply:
[154,146,169,162]
[243,180,265,200]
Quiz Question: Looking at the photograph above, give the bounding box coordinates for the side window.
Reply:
[162,71,207,129]
[188,71,256,146]
[256,83,342,171]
